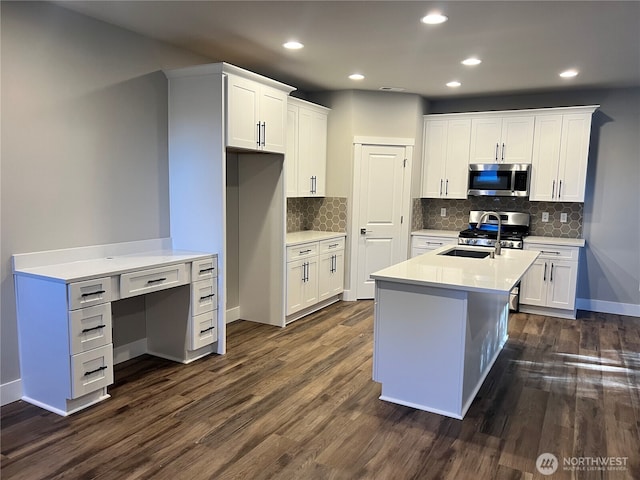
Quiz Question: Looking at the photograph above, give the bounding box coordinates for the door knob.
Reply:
[360,228,372,235]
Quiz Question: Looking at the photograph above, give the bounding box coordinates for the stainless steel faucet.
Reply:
[477,211,502,256]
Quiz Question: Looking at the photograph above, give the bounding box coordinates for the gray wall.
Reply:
[428,88,640,310]
[1,2,210,385]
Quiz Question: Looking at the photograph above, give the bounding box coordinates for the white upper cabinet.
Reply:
[530,107,597,202]
[470,114,535,163]
[226,69,294,154]
[421,117,471,199]
[286,97,329,197]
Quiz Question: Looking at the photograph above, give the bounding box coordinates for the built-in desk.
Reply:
[12,239,218,416]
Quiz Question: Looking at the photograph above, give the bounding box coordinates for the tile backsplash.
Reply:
[413,197,583,238]
[287,197,348,233]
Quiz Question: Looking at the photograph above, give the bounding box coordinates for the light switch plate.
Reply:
[440,208,446,217]
[541,212,549,222]
[560,213,568,223]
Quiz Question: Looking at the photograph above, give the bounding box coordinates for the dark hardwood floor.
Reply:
[2,301,639,479]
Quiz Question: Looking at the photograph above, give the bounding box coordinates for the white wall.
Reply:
[0,2,211,388]
[428,88,640,314]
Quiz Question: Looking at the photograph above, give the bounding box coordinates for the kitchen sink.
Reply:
[438,248,491,259]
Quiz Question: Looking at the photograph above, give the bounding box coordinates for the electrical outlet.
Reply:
[440,208,446,217]
[560,213,568,223]
[541,212,549,222]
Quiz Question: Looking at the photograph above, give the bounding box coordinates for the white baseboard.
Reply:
[1,378,22,406]
[577,298,640,317]
[226,306,240,323]
[113,338,148,364]
[342,289,357,302]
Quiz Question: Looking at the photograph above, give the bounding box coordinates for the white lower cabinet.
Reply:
[411,232,458,258]
[520,241,581,319]
[286,234,345,323]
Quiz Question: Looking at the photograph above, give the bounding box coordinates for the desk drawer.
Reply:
[69,303,112,354]
[120,264,188,299]
[68,277,112,310]
[70,344,113,399]
[319,237,345,253]
[286,242,318,262]
[191,279,217,316]
[189,310,217,350]
[191,256,217,282]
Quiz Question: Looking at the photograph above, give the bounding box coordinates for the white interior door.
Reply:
[356,145,407,299]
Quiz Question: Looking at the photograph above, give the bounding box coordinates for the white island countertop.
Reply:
[371,245,539,294]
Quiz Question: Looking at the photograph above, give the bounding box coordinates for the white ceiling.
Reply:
[56,0,640,98]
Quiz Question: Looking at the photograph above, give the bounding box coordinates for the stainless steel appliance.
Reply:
[458,210,530,311]
[468,163,531,197]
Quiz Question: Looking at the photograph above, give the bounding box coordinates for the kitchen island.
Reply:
[370,245,539,419]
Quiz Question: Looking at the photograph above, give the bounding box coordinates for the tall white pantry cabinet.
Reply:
[164,63,296,337]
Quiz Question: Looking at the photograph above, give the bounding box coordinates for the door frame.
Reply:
[344,136,414,301]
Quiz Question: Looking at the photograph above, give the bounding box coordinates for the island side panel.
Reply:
[373,280,467,418]
[461,291,510,417]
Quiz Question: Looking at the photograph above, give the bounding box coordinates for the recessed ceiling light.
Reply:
[283,41,304,50]
[446,81,461,88]
[349,73,365,81]
[559,69,579,78]
[421,12,448,25]
[462,57,482,66]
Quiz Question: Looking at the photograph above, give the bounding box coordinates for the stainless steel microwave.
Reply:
[468,163,531,197]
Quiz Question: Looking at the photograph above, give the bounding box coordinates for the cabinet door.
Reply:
[302,257,319,309]
[286,259,306,315]
[285,104,299,196]
[297,107,315,196]
[421,120,448,198]
[310,110,328,196]
[226,74,260,150]
[557,113,592,202]
[546,260,578,310]
[530,115,562,201]
[443,119,471,198]
[469,117,502,163]
[318,251,344,301]
[259,85,288,154]
[500,116,534,163]
[520,259,548,306]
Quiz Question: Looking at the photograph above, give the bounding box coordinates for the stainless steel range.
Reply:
[458,210,530,311]
[458,211,530,250]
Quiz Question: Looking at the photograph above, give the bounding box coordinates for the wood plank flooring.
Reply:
[2,301,639,479]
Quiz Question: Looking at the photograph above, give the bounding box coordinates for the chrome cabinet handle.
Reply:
[199,293,215,301]
[439,179,443,196]
[445,179,449,195]
[299,249,312,255]
[328,243,339,249]
[261,122,266,146]
[550,263,554,282]
[200,326,215,334]
[558,180,563,198]
[495,143,499,162]
[81,325,106,334]
[552,180,556,199]
[426,242,443,246]
[543,262,547,282]
[81,290,105,298]
[84,365,107,377]
[199,267,215,273]
[541,250,560,255]
[501,143,505,161]
[256,122,261,147]
[146,278,166,285]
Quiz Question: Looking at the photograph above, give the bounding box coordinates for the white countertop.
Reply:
[286,231,346,246]
[371,245,539,294]
[411,229,459,238]
[524,236,585,247]
[13,249,214,283]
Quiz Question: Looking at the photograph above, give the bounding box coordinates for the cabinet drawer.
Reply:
[70,344,114,399]
[191,279,217,317]
[319,237,345,253]
[120,264,188,299]
[525,244,579,261]
[191,256,217,282]
[68,277,112,311]
[189,310,217,351]
[69,303,112,355]
[286,242,318,262]
[411,236,457,250]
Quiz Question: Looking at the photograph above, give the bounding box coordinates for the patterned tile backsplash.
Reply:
[413,197,583,238]
[287,197,348,233]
